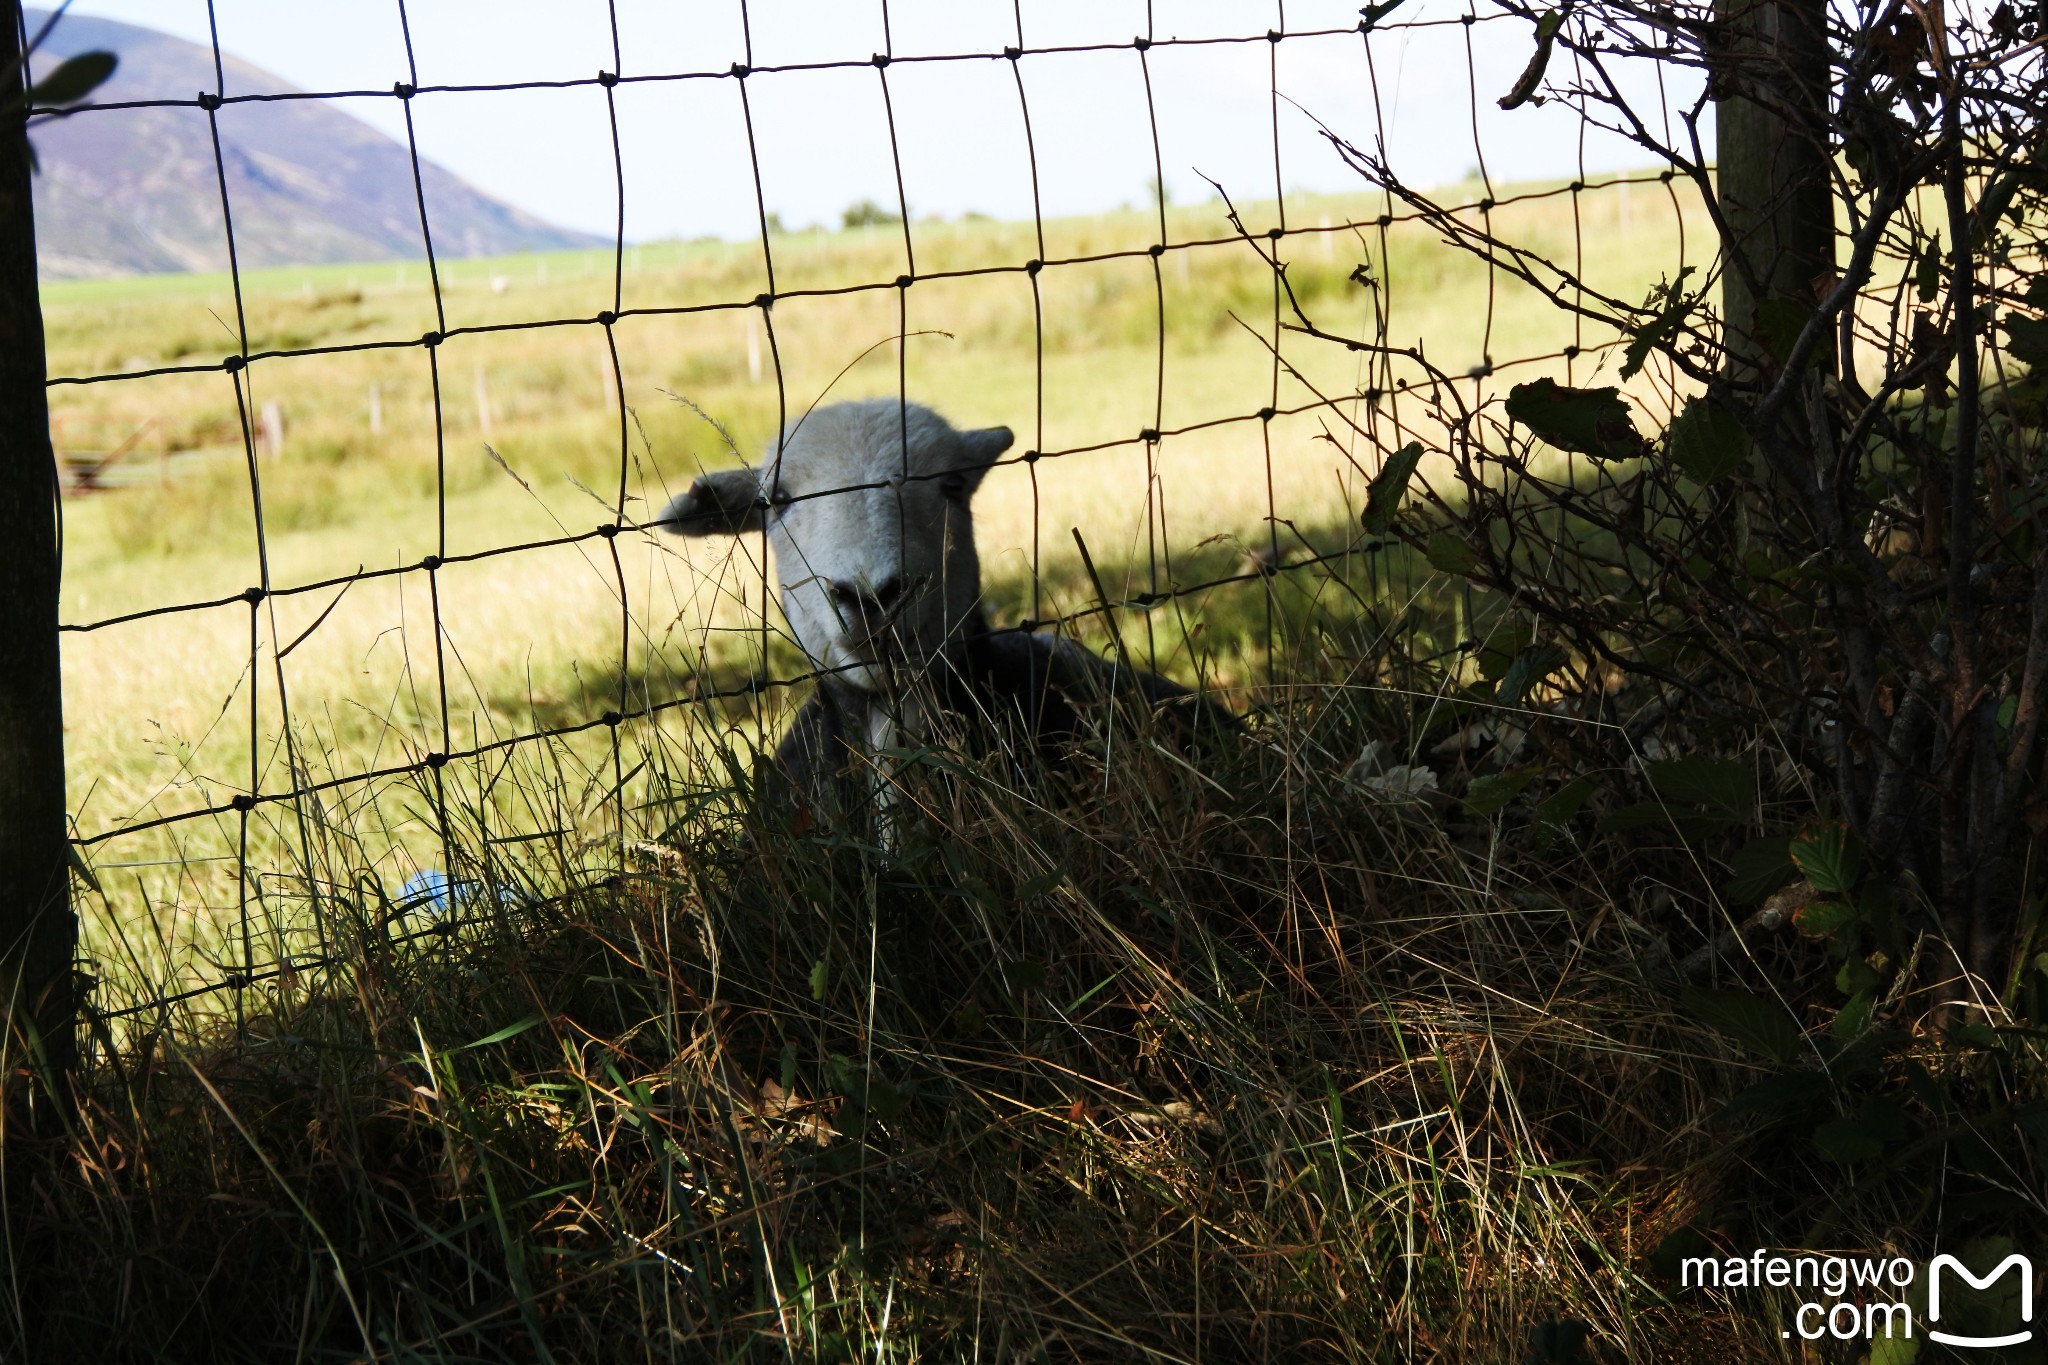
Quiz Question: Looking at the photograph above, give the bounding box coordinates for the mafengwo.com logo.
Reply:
[1679,1246,2036,1349]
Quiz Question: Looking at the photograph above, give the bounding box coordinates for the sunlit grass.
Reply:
[55,178,1707,996]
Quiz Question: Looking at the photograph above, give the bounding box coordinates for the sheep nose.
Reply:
[830,577,900,621]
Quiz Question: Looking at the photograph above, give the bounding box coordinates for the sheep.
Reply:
[656,398,1236,833]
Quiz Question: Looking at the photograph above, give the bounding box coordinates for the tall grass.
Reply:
[55,183,1704,997]
[17,182,1890,1361]
[29,569,1789,1362]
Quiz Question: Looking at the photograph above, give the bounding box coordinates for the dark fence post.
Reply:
[1715,0,1834,379]
[0,0,76,1135]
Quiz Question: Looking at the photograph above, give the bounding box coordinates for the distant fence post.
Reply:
[1714,0,1834,378]
[0,0,77,1134]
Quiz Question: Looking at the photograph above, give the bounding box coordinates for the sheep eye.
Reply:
[939,477,966,502]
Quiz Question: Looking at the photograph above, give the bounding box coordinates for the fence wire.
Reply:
[29,2,1690,1038]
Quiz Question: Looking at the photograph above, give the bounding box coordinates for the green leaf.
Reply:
[1476,619,1534,682]
[2004,312,2048,368]
[65,843,102,895]
[828,1052,858,1099]
[1017,870,1065,900]
[1832,988,1876,1039]
[1953,1021,2000,1051]
[809,957,830,1001]
[1505,378,1645,460]
[1645,757,1755,819]
[1665,397,1748,482]
[1789,820,1861,895]
[1363,441,1423,534]
[1835,955,1881,995]
[1532,778,1594,841]
[1793,897,1861,940]
[460,1015,542,1051]
[1681,985,1800,1063]
[1916,232,1943,303]
[1841,137,1873,178]
[28,51,117,107]
[1973,167,2045,242]
[1724,836,1795,904]
[1497,645,1568,706]
[1425,532,1481,577]
[1755,295,1834,371]
[1323,1066,1348,1157]
[1465,768,1538,817]
[1621,268,1696,378]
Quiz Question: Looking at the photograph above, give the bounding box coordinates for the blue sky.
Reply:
[55,0,1685,242]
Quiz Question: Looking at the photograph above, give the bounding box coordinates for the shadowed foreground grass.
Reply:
[23,654,1779,1363]
[29,180,2021,1361]
[25,501,2037,1361]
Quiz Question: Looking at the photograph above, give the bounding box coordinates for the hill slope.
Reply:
[25,10,604,279]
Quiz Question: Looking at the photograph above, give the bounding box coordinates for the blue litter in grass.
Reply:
[396,869,523,918]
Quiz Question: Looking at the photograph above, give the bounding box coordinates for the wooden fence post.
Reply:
[1715,0,1835,379]
[0,0,77,1135]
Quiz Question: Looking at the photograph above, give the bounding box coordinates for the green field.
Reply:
[52,178,1703,1004]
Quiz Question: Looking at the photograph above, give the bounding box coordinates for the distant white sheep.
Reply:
[657,398,1234,831]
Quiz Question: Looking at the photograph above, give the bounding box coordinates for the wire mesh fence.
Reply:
[33,1,1703,1043]
[23,1,2048,1352]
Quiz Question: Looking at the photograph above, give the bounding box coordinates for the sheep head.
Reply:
[658,399,1013,692]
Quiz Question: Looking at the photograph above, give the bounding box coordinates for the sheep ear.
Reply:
[953,426,1013,493]
[657,467,764,536]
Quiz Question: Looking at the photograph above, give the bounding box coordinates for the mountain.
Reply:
[25,10,605,279]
